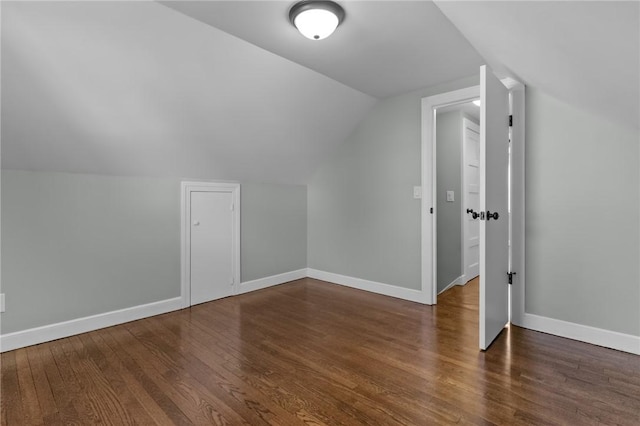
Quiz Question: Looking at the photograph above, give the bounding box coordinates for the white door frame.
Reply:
[180,181,241,308]
[422,85,480,305]
[420,80,525,325]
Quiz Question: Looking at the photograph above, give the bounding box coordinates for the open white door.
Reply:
[479,65,510,350]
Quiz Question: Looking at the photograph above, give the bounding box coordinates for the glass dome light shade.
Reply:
[289,1,345,41]
[294,9,339,40]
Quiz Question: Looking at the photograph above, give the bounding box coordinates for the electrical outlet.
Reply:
[0,294,5,313]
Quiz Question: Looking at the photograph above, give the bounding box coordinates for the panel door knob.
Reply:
[193,221,200,226]
[486,211,499,221]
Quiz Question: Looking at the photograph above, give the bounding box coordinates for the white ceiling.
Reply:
[3,1,636,185]
[160,1,485,99]
[435,0,640,130]
[1,1,376,184]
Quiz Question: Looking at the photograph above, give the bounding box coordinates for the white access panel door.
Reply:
[463,119,481,282]
[479,65,510,350]
[190,191,234,305]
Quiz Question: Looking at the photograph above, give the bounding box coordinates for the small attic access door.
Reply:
[181,182,241,308]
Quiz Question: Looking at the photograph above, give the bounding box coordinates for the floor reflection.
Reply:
[5,277,638,424]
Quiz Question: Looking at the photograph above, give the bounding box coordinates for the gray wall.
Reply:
[1,170,180,334]
[436,110,462,293]
[1,170,307,334]
[307,76,478,290]
[4,84,637,341]
[241,183,307,282]
[525,89,640,336]
[307,78,639,337]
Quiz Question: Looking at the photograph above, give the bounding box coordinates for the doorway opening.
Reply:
[435,101,481,297]
[420,70,526,350]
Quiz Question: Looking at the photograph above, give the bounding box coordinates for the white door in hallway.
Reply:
[479,65,510,350]
[190,189,236,305]
[463,118,481,282]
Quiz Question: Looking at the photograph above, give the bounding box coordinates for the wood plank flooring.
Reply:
[2,277,639,425]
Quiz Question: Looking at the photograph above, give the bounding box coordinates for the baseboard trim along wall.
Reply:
[0,297,183,353]
[238,269,307,295]
[308,269,639,354]
[438,275,464,295]
[0,269,309,353]
[519,313,640,355]
[3,271,637,356]
[306,268,426,304]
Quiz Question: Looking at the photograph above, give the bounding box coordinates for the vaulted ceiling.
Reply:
[1,1,377,184]
[160,0,485,99]
[435,0,639,130]
[2,1,637,184]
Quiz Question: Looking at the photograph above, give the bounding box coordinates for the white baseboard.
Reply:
[238,269,307,295]
[519,313,640,355]
[307,268,427,304]
[5,272,635,356]
[0,268,307,353]
[438,275,464,295]
[0,297,183,353]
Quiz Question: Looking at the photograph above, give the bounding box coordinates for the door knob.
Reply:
[466,209,479,220]
[193,221,200,226]
[486,211,499,221]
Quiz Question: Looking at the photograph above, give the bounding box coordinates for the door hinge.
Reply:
[430,207,434,214]
[509,115,513,127]
[507,271,517,285]
[230,203,235,211]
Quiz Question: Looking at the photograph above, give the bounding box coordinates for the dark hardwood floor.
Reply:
[2,277,639,425]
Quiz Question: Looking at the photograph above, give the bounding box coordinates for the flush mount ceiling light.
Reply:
[289,1,345,40]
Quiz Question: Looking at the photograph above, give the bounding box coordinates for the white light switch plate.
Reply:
[446,191,455,202]
[413,186,422,199]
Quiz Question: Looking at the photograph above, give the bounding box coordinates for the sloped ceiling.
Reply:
[159,0,485,98]
[1,1,376,184]
[1,0,486,185]
[435,0,640,130]
[3,1,636,185]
